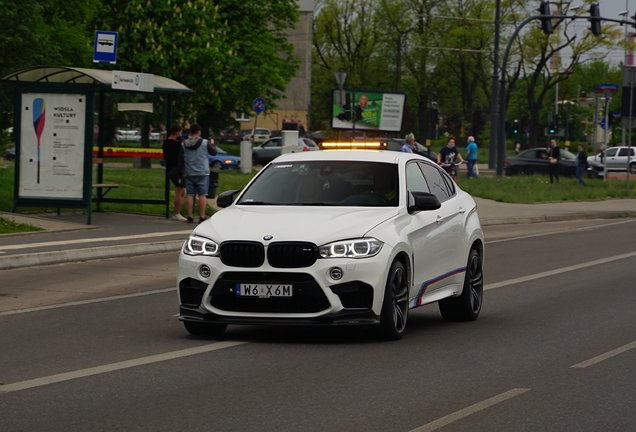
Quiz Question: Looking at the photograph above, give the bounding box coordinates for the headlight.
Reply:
[319,238,383,259]
[183,235,220,256]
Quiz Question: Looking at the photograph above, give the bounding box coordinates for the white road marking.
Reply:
[0,341,247,394]
[0,230,191,251]
[0,288,176,316]
[485,250,636,291]
[486,219,636,244]
[571,341,636,369]
[409,388,531,432]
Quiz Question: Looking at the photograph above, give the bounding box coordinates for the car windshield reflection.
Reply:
[237,161,399,207]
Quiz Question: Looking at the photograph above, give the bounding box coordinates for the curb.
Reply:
[480,211,636,226]
[0,240,184,271]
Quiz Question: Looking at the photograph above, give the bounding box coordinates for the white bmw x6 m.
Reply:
[177,150,484,340]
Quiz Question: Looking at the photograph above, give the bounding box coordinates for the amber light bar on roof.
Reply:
[321,141,385,150]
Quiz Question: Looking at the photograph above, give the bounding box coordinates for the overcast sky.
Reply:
[597,0,634,64]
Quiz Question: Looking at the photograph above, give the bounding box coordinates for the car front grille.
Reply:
[220,241,265,267]
[219,241,319,269]
[267,242,318,268]
[210,272,330,313]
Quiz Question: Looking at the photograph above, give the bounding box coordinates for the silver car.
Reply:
[588,146,636,174]
[252,137,319,165]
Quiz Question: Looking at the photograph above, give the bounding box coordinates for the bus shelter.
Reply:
[2,66,192,224]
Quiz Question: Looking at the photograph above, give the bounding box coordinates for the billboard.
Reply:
[331,89,406,132]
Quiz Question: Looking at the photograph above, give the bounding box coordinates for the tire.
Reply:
[630,163,636,175]
[211,161,223,170]
[184,321,227,336]
[252,154,259,166]
[510,166,520,176]
[377,260,409,340]
[438,249,483,322]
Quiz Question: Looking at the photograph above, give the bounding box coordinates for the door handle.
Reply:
[459,206,466,214]
[436,215,444,224]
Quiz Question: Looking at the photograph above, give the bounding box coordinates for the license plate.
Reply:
[236,284,293,298]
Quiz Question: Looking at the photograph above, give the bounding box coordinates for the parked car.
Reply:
[237,129,252,142]
[4,146,15,161]
[115,128,141,142]
[381,138,438,162]
[504,147,604,178]
[252,137,320,165]
[248,128,271,143]
[149,129,162,141]
[209,146,240,170]
[588,146,636,174]
[219,128,240,144]
[177,150,484,339]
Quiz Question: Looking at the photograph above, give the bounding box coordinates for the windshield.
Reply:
[560,150,576,159]
[237,161,399,206]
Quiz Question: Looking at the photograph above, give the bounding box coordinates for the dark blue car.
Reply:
[209,146,240,170]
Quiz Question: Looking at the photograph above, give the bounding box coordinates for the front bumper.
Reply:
[177,246,393,326]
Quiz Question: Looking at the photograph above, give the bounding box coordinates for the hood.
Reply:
[193,206,398,245]
[183,136,202,149]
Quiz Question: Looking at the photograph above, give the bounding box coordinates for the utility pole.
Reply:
[488,0,501,169]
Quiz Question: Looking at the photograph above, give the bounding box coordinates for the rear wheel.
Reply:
[439,249,483,321]
[377,260,409,340]
[184,321,227,336]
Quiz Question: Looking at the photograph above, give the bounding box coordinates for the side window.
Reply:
[619,148,630,157]
[606,148,618,157]
[418,162,452,202]
[406,162,430,195]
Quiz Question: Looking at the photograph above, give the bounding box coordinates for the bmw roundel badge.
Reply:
[263,235,273,241]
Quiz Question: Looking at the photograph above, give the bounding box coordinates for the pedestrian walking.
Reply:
[182,124,217,223]
[465,136,479,178]
[575,144,588,186]
[162,125,186,221]
[402,133,416,153]
[547,139,560,184]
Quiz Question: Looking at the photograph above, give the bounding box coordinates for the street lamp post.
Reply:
[488,0,501,169]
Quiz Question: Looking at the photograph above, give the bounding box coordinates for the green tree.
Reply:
[95,0,300,134]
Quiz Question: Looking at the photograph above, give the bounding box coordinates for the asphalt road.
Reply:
[0,219,635,431]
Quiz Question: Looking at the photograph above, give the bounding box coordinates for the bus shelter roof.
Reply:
[1,66,192,93]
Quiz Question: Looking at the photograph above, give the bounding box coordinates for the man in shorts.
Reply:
[182,124,217,223]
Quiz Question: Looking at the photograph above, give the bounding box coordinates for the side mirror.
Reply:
[408,192,441,213]
[216,189,240,208]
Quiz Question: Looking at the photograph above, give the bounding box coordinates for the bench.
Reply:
[92,183,119,197]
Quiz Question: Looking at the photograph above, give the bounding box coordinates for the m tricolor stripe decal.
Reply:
[413,267,466,307]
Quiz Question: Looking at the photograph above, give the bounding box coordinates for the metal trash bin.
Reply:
[208,169,219,198]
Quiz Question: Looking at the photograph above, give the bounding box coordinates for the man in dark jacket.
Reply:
[575,144,588,186]
[162,125,186,221]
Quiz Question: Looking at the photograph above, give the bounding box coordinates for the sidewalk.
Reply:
[1,197,635,270]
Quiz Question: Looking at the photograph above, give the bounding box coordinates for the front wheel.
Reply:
[377,260,409,340]
[184,321,227,337]
[211,161,223,170]
[630,163,636,175]
[439,249,483,321]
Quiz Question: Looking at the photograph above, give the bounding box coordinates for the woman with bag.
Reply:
[547,139,560,184]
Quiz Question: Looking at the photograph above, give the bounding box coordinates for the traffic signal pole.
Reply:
[496,8,633,176]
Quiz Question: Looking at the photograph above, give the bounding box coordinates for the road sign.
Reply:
[253,97,266,114]
[600,117,609,130]
[597,83,619,93]
[112,71,154,93]
[334,72,347,89]
[93,31,118,64]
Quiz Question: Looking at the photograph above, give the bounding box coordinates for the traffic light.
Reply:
[513,119,519,135]
[548,124,556,134]
[588,3,601,36]
[538,2,553,35]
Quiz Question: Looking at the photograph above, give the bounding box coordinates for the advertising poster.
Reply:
[332,89,406,132]
[19,93,86,199]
